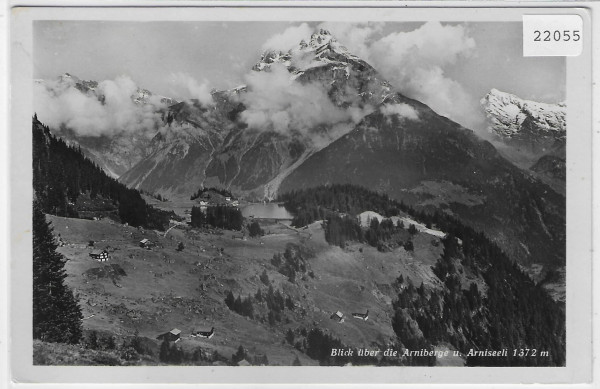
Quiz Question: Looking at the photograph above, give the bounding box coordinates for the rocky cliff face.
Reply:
[119,93,243,199]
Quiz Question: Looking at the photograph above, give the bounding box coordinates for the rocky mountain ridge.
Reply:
[481,88,566,194]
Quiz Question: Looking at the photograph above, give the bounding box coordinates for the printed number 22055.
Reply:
[533,30,580,42]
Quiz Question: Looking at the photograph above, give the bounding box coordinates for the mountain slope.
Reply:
[119,93,245,199]
[32,117,173,230]
[481,89,566,193]
[122,29,402,199]
[279,98,565,267]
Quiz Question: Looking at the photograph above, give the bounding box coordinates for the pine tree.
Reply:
[292,354,302,366]
[225,290,235,309]
[33,202,83,344]
[159,338,171,362]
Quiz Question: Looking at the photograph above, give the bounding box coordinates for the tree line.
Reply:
[190,205,243,230]
[33,117,173,230]
[190,187,233,201]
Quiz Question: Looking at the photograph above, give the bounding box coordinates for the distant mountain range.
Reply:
[481,89,566,194]
[34,73,177,177]
[34,29,565,268]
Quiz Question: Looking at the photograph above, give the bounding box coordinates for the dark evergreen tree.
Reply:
[176,241,185,252]
[159,338,171,362]
[408,224,418,235]
[225,290,235,309]
[248,221,264,237]
[259,269,270,286]
[285,329,295,344]
[232,345,246,363]
[33,202,83,344]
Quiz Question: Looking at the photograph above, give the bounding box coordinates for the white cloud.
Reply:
[240,64,349,134]
[167,73,214,106]
[34,75,166,138]
[367,22,479,128]
[261,23,313,51]
[258,21,481,129]
[271,21,479,129]
[238,64,376,148]
[381,103,419,121]
[317,22,383,61]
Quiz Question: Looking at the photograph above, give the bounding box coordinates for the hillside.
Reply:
[279,107,565,268]
[33,117,174,230]
[34,184,565,366]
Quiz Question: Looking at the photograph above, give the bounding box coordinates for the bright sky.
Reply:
[34,21,565,130]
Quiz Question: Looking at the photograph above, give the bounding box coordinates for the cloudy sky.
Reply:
[34,21,565,132]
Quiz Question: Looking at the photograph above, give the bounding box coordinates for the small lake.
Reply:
[241,203,294,220]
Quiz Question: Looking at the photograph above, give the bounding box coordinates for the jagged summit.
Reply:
[252,28,393,110]
[481,88,565,138]
[253,28,366,74]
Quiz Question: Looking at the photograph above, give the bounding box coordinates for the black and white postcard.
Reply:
[7,3,596,386]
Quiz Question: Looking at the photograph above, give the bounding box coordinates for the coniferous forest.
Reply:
[33,201,83,344]
[280,184,565,366]
[190,205,243,230]
[33,117,172,230]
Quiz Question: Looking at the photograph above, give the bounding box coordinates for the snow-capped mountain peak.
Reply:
[481,88,566,138]
[253,28,364,74]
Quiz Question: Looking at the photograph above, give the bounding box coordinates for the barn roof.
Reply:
[140,238,150,244]
[170,328,181,335]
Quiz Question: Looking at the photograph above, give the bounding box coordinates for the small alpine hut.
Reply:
[89,250,109,262]
[330,311,344,323]
[139,238,152,249]
[157,328,181,342]
[352,310,369,321]
[191,327,215,339]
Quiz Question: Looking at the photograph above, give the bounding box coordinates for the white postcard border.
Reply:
[7,3,595,386]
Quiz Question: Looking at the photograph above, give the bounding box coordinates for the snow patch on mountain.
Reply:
[254,29,369,77]
[481,88,565,138]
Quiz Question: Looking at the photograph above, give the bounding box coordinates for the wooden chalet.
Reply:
[352,310,369,321]
[191,327,215,339]
[330,311,344,323]
[157,328,181,342]
[89,250,109,262]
